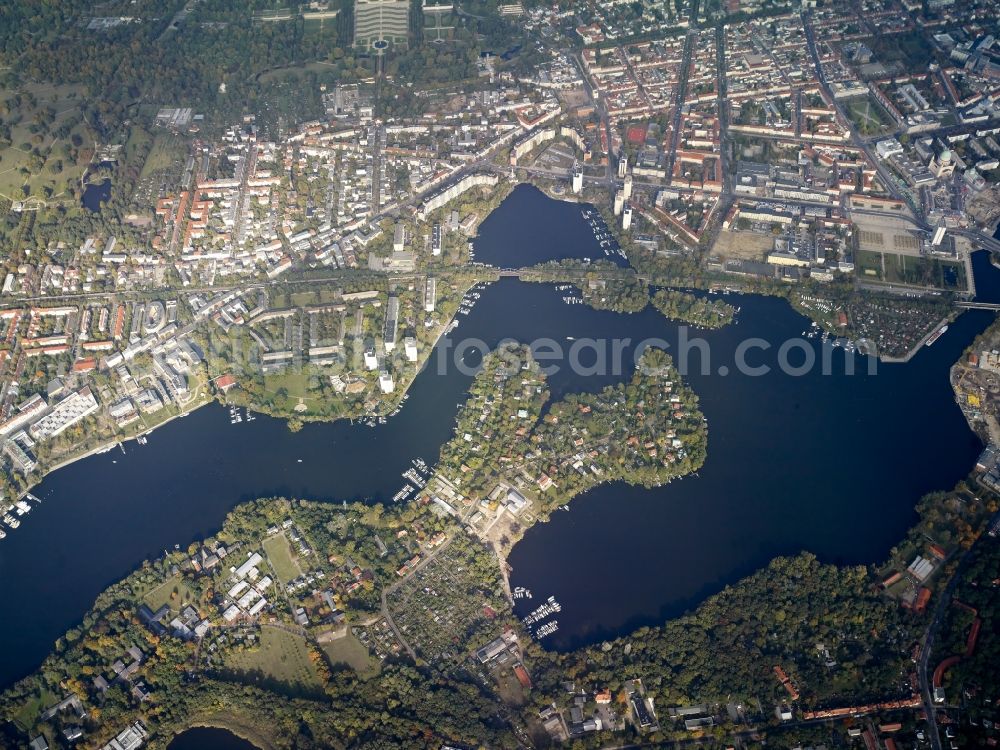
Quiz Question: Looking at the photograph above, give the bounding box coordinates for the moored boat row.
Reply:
[0,492,43,539]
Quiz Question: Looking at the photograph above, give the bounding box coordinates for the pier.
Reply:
[956,301,1000,311]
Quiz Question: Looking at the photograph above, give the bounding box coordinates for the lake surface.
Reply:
[473,184,628,268]
[82,179,111,212]
[0,185,995,689]
[167,727,260,750]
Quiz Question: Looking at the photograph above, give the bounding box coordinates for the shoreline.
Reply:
[17,272,485,498]
[0,265,990,709]
[880,314,954,364]
[166,715,275,750]
[21,394,213,500]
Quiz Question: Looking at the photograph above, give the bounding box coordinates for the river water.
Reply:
[0,184,994,687]
[166,727,259,750]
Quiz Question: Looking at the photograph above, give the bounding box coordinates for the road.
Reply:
[378,534,459,662]
[665,30,697,181]
[916,507,1000,750]
[801,11,920,218]
[573,50,616,188]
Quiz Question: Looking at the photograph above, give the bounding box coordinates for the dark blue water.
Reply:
[972,248,1000,302]
[473,184,628,268]
[507,300,989,647]
[507,249,1000,650]
[82,179,111,212]
[167,727,259,750]
[0,187,995,689]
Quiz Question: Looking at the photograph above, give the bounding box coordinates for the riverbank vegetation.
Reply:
[435,342,707,512]
[2,460,997,749]
[0,494,522,750]
[576,274,650,313]
[528,553,915,708]
[651,289,736,328]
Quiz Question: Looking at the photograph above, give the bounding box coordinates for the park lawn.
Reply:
[263,532,302,583]
[138,132,187,181]
[844,95,895,136]
[263,369,312,404]
[226,626,323,694]
[882,252,966,289]
[855,249,885,280]
[321,632,380,677]
[0,82,92,201]
[10,687,60,732]
[262,368,331,412]
[257,61,339,85]
[141,574,198,612]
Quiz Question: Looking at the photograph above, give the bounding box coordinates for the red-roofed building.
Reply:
[73,358,97,374]
[214,374,238,393]
[513,663,532,689]
[914,587,932,614]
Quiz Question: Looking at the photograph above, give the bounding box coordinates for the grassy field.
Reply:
[226,626,323,696]
[854,249,967,289]
[263,368,315,403]
[287,288,345,307]
[263,532,302,583]
[10,688,60,732]
[141,574,198,612]
[257,61,339,86]
[856,248,885,279]
[0,82,93,202]
[321,632,379,677]
[139,132,187,181]
[843,95,895,136]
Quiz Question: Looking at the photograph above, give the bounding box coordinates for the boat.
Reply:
[925,324,949,347]
[25,493,41,504]
[535,620,559,638]
[0,528,6,539]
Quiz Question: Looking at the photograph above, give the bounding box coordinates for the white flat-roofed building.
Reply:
[233,552,264,580]
[227,580,250,599]
[379,370,395,393]
[0,394,49,437]
[238,588,261,610]
[425,276,437,312]
[28,387,98,440]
